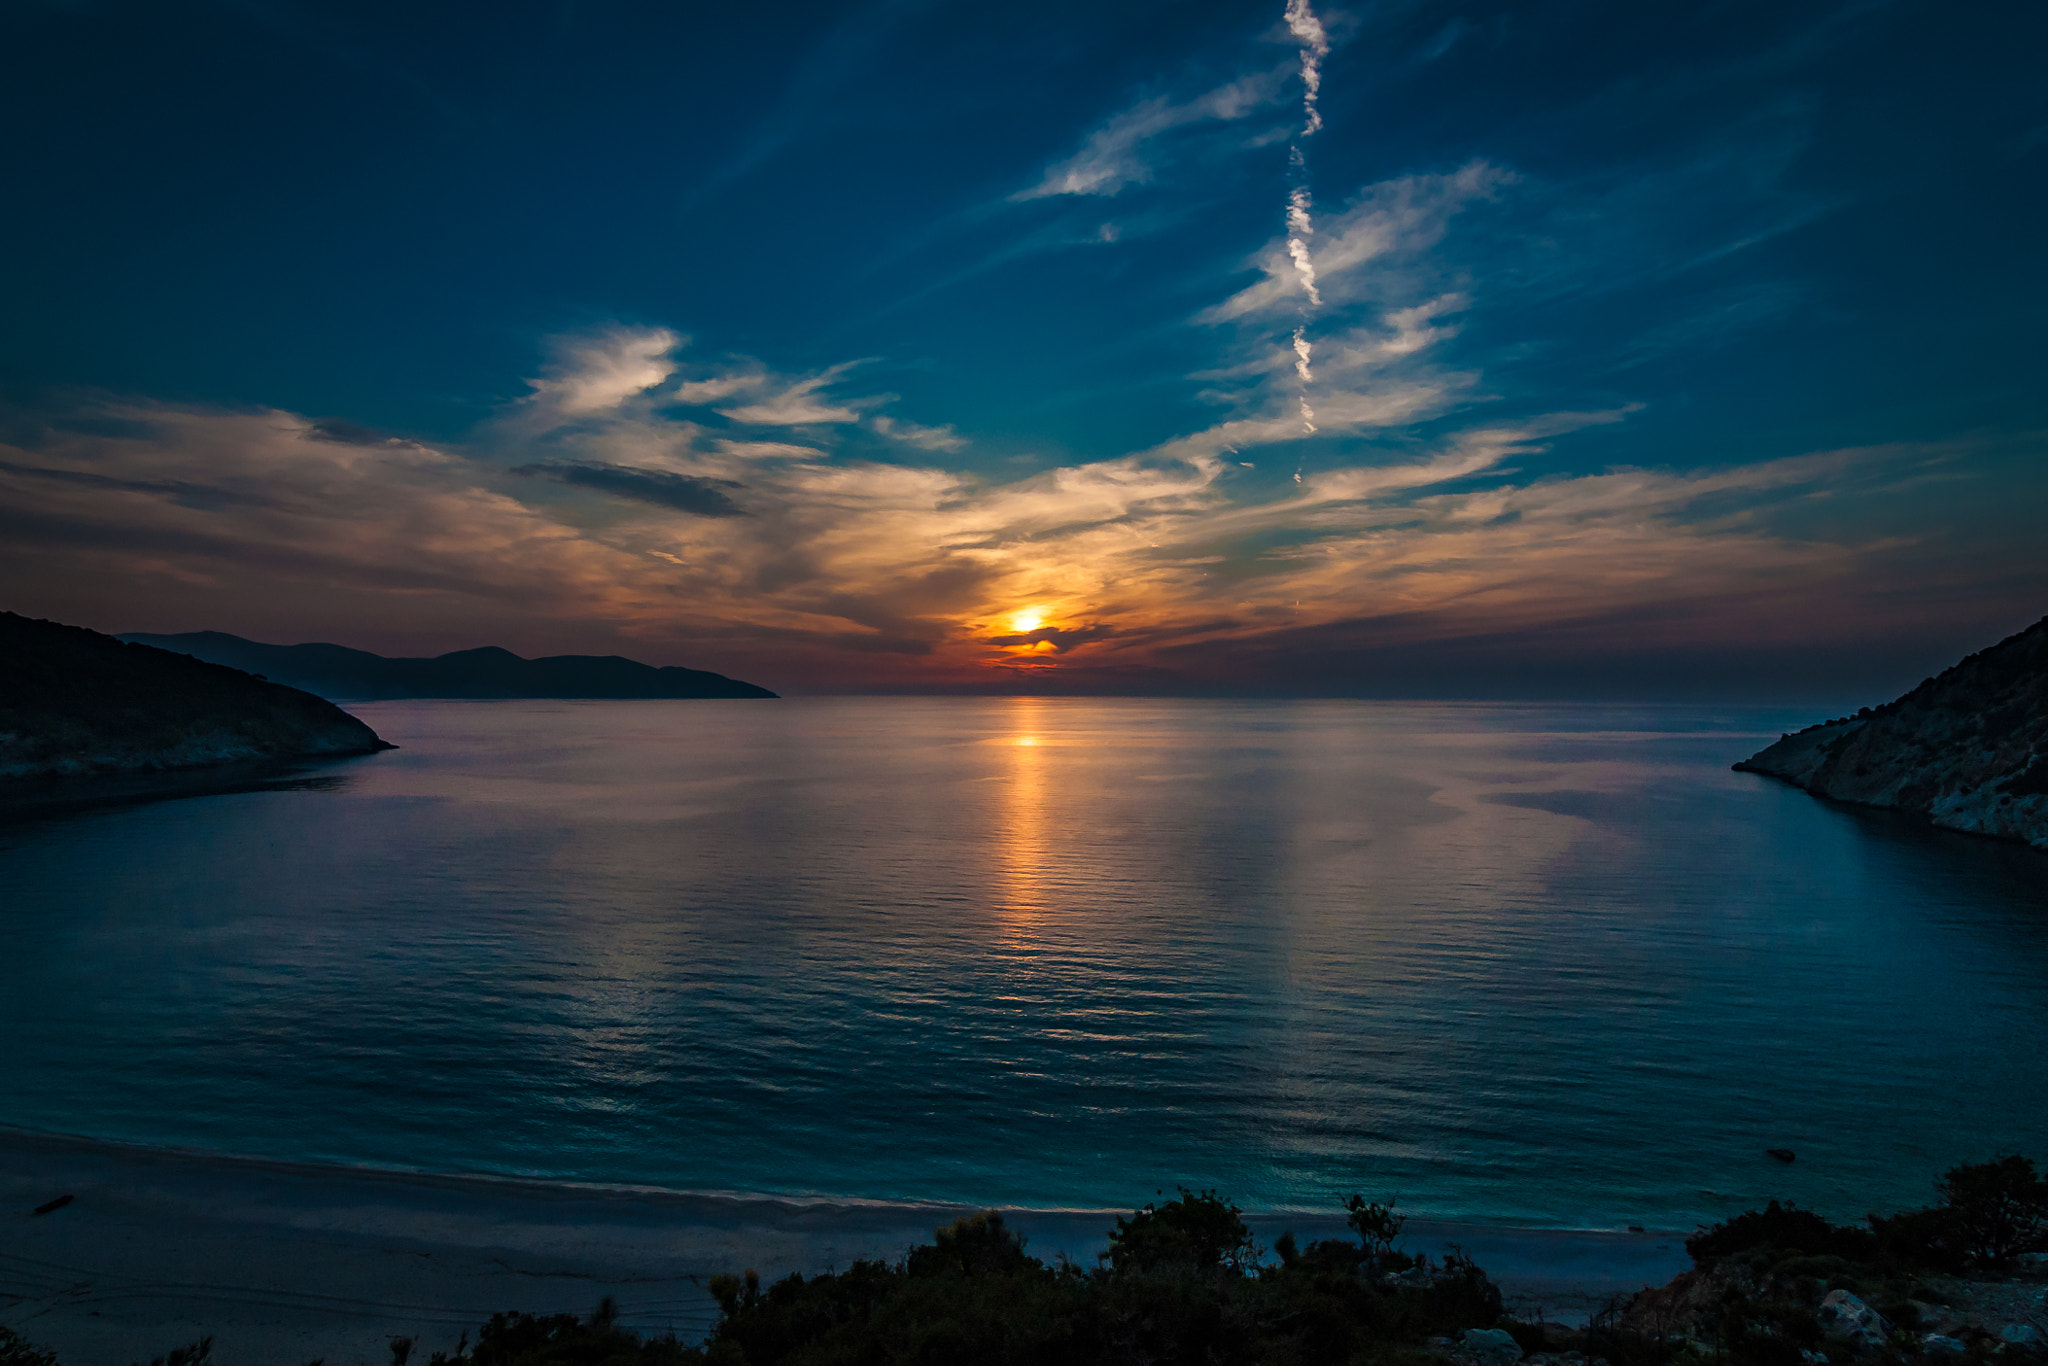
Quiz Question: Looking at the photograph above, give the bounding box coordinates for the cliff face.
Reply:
[117,631,779,700]
[1734,615,2048,851]
[0,613,393,780]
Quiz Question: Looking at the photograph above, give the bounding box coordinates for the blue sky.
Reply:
[2,0,2044,696]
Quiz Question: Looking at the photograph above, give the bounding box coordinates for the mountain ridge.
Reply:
[1734,614,2048,851]
[1,613,392,780]
[118,630,778,701]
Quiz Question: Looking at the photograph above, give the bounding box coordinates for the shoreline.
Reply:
[0,1127,1689,1362]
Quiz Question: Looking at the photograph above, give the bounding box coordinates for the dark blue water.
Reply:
[2,698,2043,1228]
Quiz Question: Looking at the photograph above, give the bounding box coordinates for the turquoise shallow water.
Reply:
[1,698,2043,1229]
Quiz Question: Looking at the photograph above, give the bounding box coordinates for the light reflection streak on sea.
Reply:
[0,698,2044,1228]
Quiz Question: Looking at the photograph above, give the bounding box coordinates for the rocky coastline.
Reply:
[1735,615,2048,852]
[0,612,393,781]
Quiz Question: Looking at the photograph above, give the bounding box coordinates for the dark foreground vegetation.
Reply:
[5,1158,2044,1366]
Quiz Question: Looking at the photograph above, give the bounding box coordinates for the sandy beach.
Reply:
[0,1127,1689,1364]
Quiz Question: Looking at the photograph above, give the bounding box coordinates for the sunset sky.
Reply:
[2,0,2043,697]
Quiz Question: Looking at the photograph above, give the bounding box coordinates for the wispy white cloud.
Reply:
[1202,161,1512,323]
[672,373,757,404]
[525,326,682,414]
[713,364,869,426]
[871,415,966,451]
[1013,69,1289,200]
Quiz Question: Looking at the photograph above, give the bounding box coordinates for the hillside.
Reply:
[1734,615,2048,851]
[1,613,392,780]
[118,631,778,700]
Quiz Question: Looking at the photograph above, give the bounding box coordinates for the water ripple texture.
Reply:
[1,698,2043,1228]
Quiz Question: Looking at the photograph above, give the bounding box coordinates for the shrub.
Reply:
[0,1326,59,1366]
[1934,1154,2048,1266]
[904,1211,1035,1279]
[1343,1194,1406,1264]
[1685,1201,1875,1266]
[1867,1204,1966,1273]
[1102,1188,1259,1275]
[425,1300,689,1366]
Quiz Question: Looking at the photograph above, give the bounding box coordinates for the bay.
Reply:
[1,698,2043,1229]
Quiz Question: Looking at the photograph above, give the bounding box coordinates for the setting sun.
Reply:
[1008,609,1045,633]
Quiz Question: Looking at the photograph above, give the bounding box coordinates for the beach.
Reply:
[0,1127,1688,1363]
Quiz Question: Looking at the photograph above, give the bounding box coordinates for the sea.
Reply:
[2,698,2044,1232]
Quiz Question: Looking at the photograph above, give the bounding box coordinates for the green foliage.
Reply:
[135,1341,212,1366]
[1685,1201,1875,1266]
[425,1299,690,1366]
[0,1326,60,1366]
[680,1192,1506,1366]
[903,1211,1036,1279]
[1343,1194,1406,1263]
[1103,1188,1259,1274]
[1865,1203,1967,1273]
[1708,1291,1824,1366]
[1933,1153,2048,1266]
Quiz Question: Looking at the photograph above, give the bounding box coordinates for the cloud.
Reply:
[715,439,827,461]
[513,461,749,517]
[5,390,2040,695]
[673,374,757,404]
[526,327,682,414]
[1014,69,1288,200]
[1284,0,1330,136]
[871,415,966,451]
[1201,162,1511,323]
[715,365,867,425]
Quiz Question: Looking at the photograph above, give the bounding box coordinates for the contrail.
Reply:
[1281,0,1328,432]
[1284,0,1329,136]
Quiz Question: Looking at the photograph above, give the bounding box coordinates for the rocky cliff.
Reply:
[1734,615,2048,851]
[1,613,393,779]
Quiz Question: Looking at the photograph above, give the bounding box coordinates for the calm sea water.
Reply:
[2,698,2044,1229]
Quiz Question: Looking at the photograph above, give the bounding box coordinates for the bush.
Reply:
[1934,1154,2048,1266]
[425,1300,689,1366]
[1103,1188,1259,1274]
[1866,1203,1966,1273]
[0,1326,60,1366]
[1343,1194,1406,1264]
[1685,1201,1875,1266]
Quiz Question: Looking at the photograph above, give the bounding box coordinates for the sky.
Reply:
[2,0,2044,699]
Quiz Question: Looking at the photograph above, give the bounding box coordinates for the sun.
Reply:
[1008,608,1045,633]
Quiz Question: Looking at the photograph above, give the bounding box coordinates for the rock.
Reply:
[1458,1327,1524,1366]
[1817,1289,1889,1356]
[1,613,393,780]
[1733,614,2048,852]
[2003,1324,2044,1348]
[1920,1335,1966,1357]
[1767,1148,1797,1163]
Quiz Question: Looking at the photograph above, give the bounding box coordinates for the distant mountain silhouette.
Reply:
[2,613,391,779]
[117,631,779,701]
[1736,613,2046,851]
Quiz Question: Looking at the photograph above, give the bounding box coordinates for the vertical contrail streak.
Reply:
[1282,0,1328,435]
[1284,0,1329,136]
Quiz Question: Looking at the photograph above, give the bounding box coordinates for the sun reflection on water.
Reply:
[995,697,1049,922]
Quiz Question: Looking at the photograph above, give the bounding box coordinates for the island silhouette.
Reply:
[118,630,778,701]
